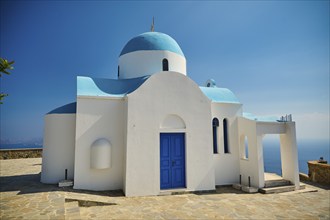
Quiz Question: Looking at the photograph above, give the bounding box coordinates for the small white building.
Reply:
[41,31,300,196]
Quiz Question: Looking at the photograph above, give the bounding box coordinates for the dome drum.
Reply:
[118,32,186,79]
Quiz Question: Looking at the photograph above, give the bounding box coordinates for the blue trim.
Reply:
[120,32,184,57]
[223,119,229,153]
[47,102,76,114]
[77,75,150,97]
[200,87,240,104]
[212,118,219,154]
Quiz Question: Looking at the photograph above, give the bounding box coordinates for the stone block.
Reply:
[232,184,242,190]
[59,180,73,187]
[241,186,258,193]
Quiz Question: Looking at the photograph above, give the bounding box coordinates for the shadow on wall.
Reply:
[0,173,124,197]
[195,165,244,195]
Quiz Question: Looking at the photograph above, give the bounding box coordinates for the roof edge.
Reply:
[47,102,76,115]
[199,86,240,104]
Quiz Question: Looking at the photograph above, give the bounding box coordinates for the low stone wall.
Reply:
[0,148,42,160]
[307,161,330,185]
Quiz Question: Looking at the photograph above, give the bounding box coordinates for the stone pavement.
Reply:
[0,158,329,219]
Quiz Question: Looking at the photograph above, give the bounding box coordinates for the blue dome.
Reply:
[120,32,184,57]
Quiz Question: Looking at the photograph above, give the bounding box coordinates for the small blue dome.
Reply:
[120,32,184,57]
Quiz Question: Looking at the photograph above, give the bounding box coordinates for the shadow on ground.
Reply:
[0,172,246,197]
[0,173,124,197]
[301,180,330,190]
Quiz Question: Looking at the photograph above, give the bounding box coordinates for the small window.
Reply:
[244,136,249,159]
[162,58,169,71]
[240,135,249,159]
[223,119,229,153]
[212,118,219,154]
[117,65,120,78]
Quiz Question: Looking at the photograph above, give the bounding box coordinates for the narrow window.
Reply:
[162,58,169,71]
[212,118,219,154]
[117,65,120,78]
[244,136,249,159]
[223,119,229,153]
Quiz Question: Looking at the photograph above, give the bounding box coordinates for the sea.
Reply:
[263,139,329,175]
[0,140,329,175]
[0,144,43,150]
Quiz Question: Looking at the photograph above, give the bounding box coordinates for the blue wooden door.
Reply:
[160,133,185,189]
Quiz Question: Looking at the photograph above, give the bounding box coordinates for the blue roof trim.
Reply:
[200,87,240,104]
[77,75,150,97]
[120,32,184,57]
[47,102,76,115]
[243,112,279,122]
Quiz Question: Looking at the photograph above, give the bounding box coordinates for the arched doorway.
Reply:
[160,114,186,189]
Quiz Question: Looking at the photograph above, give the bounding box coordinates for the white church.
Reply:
[41,30,300,196]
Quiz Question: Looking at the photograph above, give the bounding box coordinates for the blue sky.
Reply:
[0,1,329,143]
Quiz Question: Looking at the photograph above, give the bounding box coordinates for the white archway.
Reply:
[160,114,186,129]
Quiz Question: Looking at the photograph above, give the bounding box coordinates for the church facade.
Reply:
[41,31,300,197]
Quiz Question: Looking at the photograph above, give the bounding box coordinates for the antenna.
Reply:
[151,17,155,32]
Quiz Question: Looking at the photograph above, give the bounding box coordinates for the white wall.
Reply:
[237,117,261,187]
[211,103,243,185]
[238,118,300,189]
[74,97,126,191]
[280,122,300,189]
[41,114,76,184]
[118,50,186,79]
[125,71,214,196]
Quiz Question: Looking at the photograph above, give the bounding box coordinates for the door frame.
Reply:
[160,132,186,190]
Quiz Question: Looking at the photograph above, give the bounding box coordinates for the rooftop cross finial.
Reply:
[151,17,155,32]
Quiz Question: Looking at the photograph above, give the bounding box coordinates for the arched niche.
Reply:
[90,138,111,169]
[160,114,186,129]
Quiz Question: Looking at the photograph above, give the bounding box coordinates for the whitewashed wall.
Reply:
[237,117,261,187]
[238,117,299,189]
[118,51,186,79]
[41,114,76,183]
[74,97,126,191]
[125,71,214,197]
[280,122,300,189]
[211,103,243,185]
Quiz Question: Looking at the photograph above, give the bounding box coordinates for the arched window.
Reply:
[223,119,229,153]
[117,65,120,78]
[212,118,219,154]
[162,58,169,71]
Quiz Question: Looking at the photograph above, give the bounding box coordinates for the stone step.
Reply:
[264,179,291,188]
[64,200,81,220]
[300,183,306,190]
[159,188,189,196]
[259,185,295,194]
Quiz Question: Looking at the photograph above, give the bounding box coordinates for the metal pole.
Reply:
[248,176,251,187]
[65,169,68,180]
[239,175,241,185]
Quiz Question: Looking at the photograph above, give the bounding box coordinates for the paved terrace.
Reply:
[0,158,329,220]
